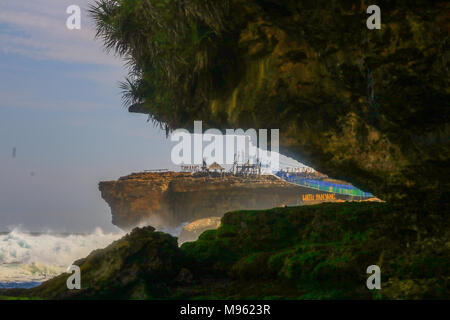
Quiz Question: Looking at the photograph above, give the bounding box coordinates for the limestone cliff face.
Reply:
[178,217,222,245]
[99,172,303,230]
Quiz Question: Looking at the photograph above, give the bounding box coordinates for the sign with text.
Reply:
[302,194,336,201]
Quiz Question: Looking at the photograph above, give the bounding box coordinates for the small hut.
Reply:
[208,162,224,172]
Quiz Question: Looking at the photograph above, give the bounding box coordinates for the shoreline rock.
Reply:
[3,202,448,300]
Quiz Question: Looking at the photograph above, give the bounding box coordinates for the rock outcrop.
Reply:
[3,203,448,300]
[91,0,449,213]
[99,172,305,230]
[178,217,222,245]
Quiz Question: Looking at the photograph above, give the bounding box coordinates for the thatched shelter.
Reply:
[208,162,224,172]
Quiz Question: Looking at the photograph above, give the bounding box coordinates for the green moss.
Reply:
[179,202,449,299]
[2,202,448,300]
[0,296,42,300]
[231,252,273,280]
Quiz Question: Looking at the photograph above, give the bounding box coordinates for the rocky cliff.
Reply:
[90,0,449,214]
[99,172,305,230]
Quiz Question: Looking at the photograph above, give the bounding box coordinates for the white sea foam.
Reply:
[0,228,124,283]
[136,215,187,238]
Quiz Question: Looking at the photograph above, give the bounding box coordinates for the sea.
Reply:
[0,228,124,289]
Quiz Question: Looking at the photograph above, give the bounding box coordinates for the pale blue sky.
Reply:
[0,0,176,232]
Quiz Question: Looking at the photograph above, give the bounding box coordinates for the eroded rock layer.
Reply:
[99,172,311,229]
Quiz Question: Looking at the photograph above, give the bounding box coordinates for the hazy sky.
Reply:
[0,0,178,233]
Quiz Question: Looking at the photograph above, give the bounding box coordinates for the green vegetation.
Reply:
[180,202,450,299]
[0,296,41,300]
[13,0,444,300]
[89,0,233,129]
[2,203,447,299]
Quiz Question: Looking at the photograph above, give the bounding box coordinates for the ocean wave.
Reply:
[0,228,124,283]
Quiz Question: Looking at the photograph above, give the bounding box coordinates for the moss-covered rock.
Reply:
[180,202,449,299]
[2,203,448,299]
[90,0,449,213]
